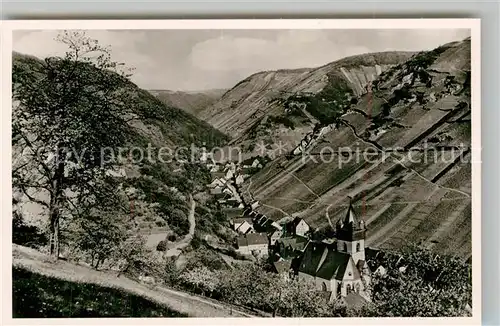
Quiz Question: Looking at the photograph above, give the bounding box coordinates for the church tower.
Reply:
[336,197,366,265]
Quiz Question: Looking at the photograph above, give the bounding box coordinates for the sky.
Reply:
[13,29,471,91]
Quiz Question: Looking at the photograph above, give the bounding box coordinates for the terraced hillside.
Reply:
[200,51,415,156]
[242,37,472,259]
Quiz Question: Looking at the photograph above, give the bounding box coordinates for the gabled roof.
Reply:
[224,207,245,219]
[316,250,352,281]
[298,241,329,276]
[237,233,268,247]
[292,216,309,228]
[277,236,308,252]
[298,241,356,281]
[232,217,252,225]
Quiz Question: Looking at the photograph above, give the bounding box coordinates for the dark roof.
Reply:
[336,198,366,241]
[277,236,308,252]
[224,207,244,219]
[273,260,292,274]
[298,241,330,276]
[233,217,252,225]
[343,200,360,225]
[211,171,226,179]
[246,233,268,245]
[316,251,352,281]
[298,241,354,281]
[292,216,308,228]
[237,233,268,248]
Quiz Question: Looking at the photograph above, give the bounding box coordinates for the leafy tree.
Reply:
[69,210,130,270]
[156,240,168,252]
[12,31,134,257]
[362,244,472,317]
[179,266,219,297]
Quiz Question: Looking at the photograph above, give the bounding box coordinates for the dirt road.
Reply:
[165,195,196,257]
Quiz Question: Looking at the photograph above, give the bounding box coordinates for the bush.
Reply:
[363,244,472,317]
[156,240,167,252]
[12,212,47,249]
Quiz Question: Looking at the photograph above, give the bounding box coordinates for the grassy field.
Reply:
[13,267,187,318]
[11,244,254,318]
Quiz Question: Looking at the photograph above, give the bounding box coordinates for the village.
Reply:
[202,153,383,307]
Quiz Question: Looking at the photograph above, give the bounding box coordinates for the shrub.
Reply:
[12,211,47,249]
[156,240,167,252]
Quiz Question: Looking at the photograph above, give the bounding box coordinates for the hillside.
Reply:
[149,89,227,117]
[12,51,230,242]
[12,244,253,317]
[200,51,415,156]
[242,38,472,259]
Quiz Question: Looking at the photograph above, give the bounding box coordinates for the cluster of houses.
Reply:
[206,158,263,208]
[225,196,375,305]
[204,156,374,305]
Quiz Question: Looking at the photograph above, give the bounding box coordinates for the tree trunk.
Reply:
[48,145,66,258]
[49,215,60,257]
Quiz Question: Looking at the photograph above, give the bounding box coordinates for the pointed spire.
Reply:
[343,196,358,226]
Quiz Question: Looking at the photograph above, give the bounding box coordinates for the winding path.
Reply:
[165,194,196,257]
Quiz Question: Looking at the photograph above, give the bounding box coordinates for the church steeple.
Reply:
[336,196,366,242]
[336,197,366,265]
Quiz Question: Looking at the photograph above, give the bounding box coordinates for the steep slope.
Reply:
[200,52,415,156]
[12,244,254,317]
[149,89,227,117]
[243,38,472,259]
[12,52,230,241]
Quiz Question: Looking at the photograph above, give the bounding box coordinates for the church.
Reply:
[297,197,371,302]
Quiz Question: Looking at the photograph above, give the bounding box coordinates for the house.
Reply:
[235,174,245,185]
[235,220,254,234]
[235,233,269,256]
[211,171,226,180]
[251,159,263,168]
[269,230,283,246]
[286,217,310,237]
[296,198,371,302]
[253,215,279,233]
[214,192,232,204]
[223,207,245,219]
[225,169,234,180]
[210,186,223,195]
[275,235,308,259]
[208,178,225,189]
[250,201,260,210]
[226,197,241,207]
[231,217,253,233]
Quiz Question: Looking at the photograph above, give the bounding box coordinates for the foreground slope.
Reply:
[12,245,254,317]
[200,52,414,155]
[243,38,472,259]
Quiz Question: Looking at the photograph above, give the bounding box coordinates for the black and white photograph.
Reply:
[5,19,480,322]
